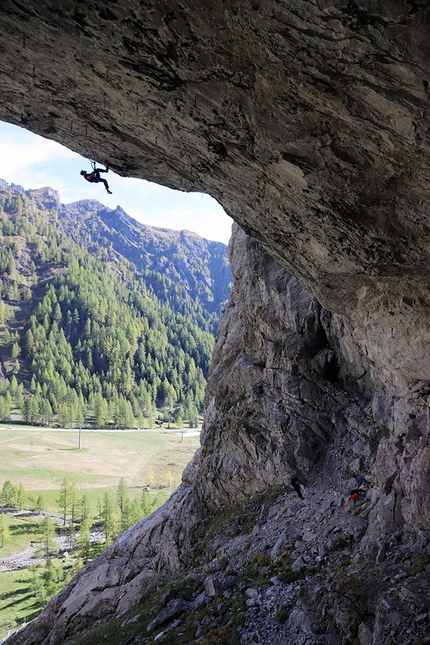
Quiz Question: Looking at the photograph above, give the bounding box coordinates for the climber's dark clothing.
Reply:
[80,167,112,193]
[291,475,303,499]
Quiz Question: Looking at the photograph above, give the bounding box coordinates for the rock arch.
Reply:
[2,3,430,643]
[2,0,430,378]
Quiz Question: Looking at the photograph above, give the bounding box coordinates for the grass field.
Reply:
[0,549,99,640]
[0,566,43,639]
[0,425,201,640]
[0,511,45,558]
[0,426,200,510]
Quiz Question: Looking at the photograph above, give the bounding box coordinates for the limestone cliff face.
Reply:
[202,225,430,535]
[7,225,430,645]
[1,1,430,378]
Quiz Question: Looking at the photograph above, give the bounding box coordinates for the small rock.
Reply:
[245,587,259,599]
[358,621,373,645]
[204,575,223,597]
[383,598,402,610]
[161,588,177,606]
[195,624,205,639]
[353,522,367,541]
[376,544,386,564]
[292,557,305,571]
[193,591,206,609]
[387,611,401,626]
[147,599,191,633]
[270,532,286,558]
[222,574,238,590]
[121,615,140,627]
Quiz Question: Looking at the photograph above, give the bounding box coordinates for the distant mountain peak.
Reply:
[2,180,232,316]
[29,186,61,208]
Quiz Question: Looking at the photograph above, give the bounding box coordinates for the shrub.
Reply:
[275,606,290,624]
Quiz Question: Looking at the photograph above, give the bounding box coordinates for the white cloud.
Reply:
[0,135,75,177]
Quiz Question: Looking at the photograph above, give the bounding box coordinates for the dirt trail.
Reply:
[0,508,104,572]
[0,545,46,572]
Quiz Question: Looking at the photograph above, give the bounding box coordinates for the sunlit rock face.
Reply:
[1,1,430,378]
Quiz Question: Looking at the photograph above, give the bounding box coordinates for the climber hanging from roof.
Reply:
[80,161,112,194]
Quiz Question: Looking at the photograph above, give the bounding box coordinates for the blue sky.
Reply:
[0,121,233,244]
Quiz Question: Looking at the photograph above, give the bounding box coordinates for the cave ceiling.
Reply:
[1,0,430,379]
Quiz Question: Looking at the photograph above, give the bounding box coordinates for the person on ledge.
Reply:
[291,474,304,499]
[80,165,112,194]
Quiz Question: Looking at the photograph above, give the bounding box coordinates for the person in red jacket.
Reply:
[349,488,366,508]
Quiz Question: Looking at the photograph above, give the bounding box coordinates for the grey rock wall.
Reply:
[202,226,430,537]
[1,2,430,642]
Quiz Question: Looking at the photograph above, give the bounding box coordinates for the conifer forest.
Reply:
[0,181,232,429]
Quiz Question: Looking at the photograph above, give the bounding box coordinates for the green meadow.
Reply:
[0,425,200,640]
[0,566,43,638]
[0,426,200,509]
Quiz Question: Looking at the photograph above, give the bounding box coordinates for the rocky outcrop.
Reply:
[2,1,430,378]
[201,226,430,537]
[7,225,430,645]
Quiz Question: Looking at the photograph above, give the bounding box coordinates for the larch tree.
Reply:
[117,478,129,515]
[58,477,71,526]
[17,482,26,509]
[0,512,10,547]
[41,515,56,557]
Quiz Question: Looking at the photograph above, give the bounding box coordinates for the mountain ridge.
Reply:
[26,185,232,316]
[0,179,231,428]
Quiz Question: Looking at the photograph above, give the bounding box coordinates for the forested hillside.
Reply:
[0,180,232,428]
[62,199,232,315]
